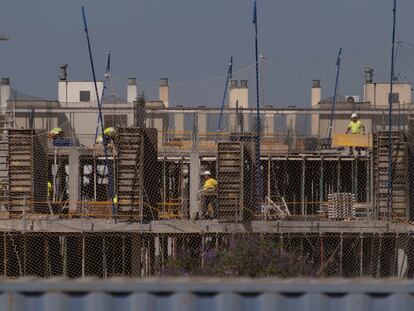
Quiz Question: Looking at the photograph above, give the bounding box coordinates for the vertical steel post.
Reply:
[301,157,306,216]
[253,1,262,206]
[387,0,397,219]
[327,48,343,142]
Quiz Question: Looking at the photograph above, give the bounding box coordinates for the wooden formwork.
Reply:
[115,127,159,220]
[373,130,408,221]
[7,129,48,214]
[217,141,257,222]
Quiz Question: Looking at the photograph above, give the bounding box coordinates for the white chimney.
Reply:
[0,78,10,110]
[159,78,169,107]
[127,78,137,103]
[311,79,321,137]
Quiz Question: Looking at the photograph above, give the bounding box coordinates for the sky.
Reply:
[1,0,414,107]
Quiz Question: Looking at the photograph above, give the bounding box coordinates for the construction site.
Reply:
[2,3,414,281]
[0,71,414,278]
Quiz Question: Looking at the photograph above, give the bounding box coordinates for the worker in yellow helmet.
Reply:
[346,113,365,155]
[95,127,117,145]
[48,127,64,139]
[202,171,218,219]
[104,127,117,138]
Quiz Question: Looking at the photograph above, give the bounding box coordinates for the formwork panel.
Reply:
[116,128,159,220]
[7,129,48,213]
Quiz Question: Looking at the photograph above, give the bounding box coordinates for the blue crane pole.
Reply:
[327,48,343,142]
[216,56,233,137]
[94,50,111,142]
[253,1,262,207]
[81,7,115,215]
[387,0,397,219]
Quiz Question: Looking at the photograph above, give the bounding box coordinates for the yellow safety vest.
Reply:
[113,195,118,204]
[348,120,363,134]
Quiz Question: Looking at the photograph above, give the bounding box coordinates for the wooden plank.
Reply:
[332,134,372,147]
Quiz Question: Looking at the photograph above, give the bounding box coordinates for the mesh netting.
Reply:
[1,43,414,279]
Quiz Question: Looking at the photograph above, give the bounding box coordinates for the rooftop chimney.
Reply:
[230,80,238,89]
[127,77,137,103]
[311,79,321,136]
[0,78,10,110]
[365,67,374,83]
[159,78,169,107]
[59,64,68,81]
[312,79,320,88]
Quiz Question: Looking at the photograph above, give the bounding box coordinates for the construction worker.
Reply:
[47,181,52,198]
[95,135,103,144]
[48,127,64,139]
[94,127,117,145]
[113,194,118,213]
[202,171,218,219]
[346,113,365,155]
[104,127,117,138]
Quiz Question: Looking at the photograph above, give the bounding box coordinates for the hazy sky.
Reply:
[1,0,414,107]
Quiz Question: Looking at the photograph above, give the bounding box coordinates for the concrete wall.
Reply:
[58,81,104,104]
[364,83,412,107]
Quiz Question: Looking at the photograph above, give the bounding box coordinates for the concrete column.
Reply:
[159,78,169,107]
[198,106,207,136]
[286,113,297,148]
[127,78,137,103]
[68,148,80,214]
[174,106,184,138]
[0,78,10,110]
[189,152,200,219]
[264,106,274,138]
[311,80,321,137]
[190,114,200,219]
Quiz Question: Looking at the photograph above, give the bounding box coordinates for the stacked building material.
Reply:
[327,193,355,220]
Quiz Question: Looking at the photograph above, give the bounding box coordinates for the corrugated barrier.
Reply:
[1,278,414,311]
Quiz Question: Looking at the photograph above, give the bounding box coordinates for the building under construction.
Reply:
[0,71,414,278]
